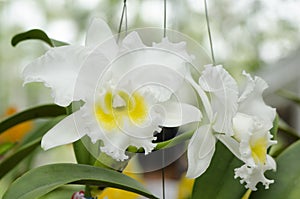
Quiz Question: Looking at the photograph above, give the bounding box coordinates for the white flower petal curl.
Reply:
[41,110,86,150]
[23,45,91,106]
[238,71,276,130]
[85,18,119,60]
[153,37,193,63]
[186,125,216,178]
[234,155,276,191]
[199,65,238,136]
[122,31,145,50]
[156,101,202,127]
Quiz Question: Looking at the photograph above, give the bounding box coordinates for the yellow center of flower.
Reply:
[95,91,148,131]
[250,137,267,164]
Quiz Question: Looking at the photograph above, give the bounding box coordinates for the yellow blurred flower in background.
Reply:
[0,107,33,144]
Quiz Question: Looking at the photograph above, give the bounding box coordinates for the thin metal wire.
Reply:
[204,0,216,65]
[163,0,167,37]
[162,0,167,197]
[162,145,166,199]
[117,0,127,42]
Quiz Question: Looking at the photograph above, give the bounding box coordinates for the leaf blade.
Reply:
[11,29,69,47]
[191,141,246,199]
[3,163,158,199]
[0,117,64,179]
[0,104,66,135]
[11,29,54,47]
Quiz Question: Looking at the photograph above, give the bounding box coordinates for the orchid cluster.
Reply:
[23,18,276,192]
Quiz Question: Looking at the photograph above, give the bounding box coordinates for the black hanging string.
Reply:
[162,0,167,197]
[117,0,128,42]
[204,0,216,65]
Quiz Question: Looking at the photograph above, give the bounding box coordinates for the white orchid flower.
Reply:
[217,71,277,190]
[23,18,202,161]
[186,65,238,178]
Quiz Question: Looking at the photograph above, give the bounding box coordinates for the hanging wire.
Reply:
[162,138,166,199]
[162,1,167,198]
[204,0,216,65]
[163,0,167,37]
[117,0,128,42]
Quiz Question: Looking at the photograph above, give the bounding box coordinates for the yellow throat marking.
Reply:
[251,137,267,164]
[95,91,148,131]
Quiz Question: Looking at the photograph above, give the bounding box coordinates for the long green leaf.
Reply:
[0,104,66,135]
[0,138,40,179]
[3,163,158,199]
[250,140,300,199]
[0,117,64,179]
[0,142,16,156]
[73,136,96,165]
[11,29,69,47]
[191,141,246,199]
[39,185,84,199]
[277,89,300,105]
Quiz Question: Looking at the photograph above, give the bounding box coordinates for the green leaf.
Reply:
[250,140,300,199]
[21,116,65,145]
[11,29,68,47]
[0,104,66,135]
[51,39,69,47]
[39,185,84,199]
[73,136,96,165]
[0,142,16,156]
[278,118,299,138]
[0,117,64,179]
[270,114,279,139]
[0,138,40,179]
[3,163,158,199]
[191,141,246,199]
[12,29,54,47]
[277,89,300,105]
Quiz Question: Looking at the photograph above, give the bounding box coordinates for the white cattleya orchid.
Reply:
[218,71,277,190]
[186,65,276,191]
[23,18,202,161]
[186,64,238,178]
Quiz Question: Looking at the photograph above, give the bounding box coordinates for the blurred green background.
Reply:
[1,0,300,112]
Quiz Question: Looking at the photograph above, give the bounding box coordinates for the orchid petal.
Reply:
[41,110,86,150]
[186,75,213,122]
[216,135,241,159]
[81,98,159,161]
[109,46,188,82]
[153,37,193,62]
[158,101,202,127]
[199,65,238,136]
[23,45,91,106]
[234,159,275,191]
[116,64,185,102]
[186,125,216,178]
[86,18,118,60]
[238,72,276,130]
[122,32,145,49]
